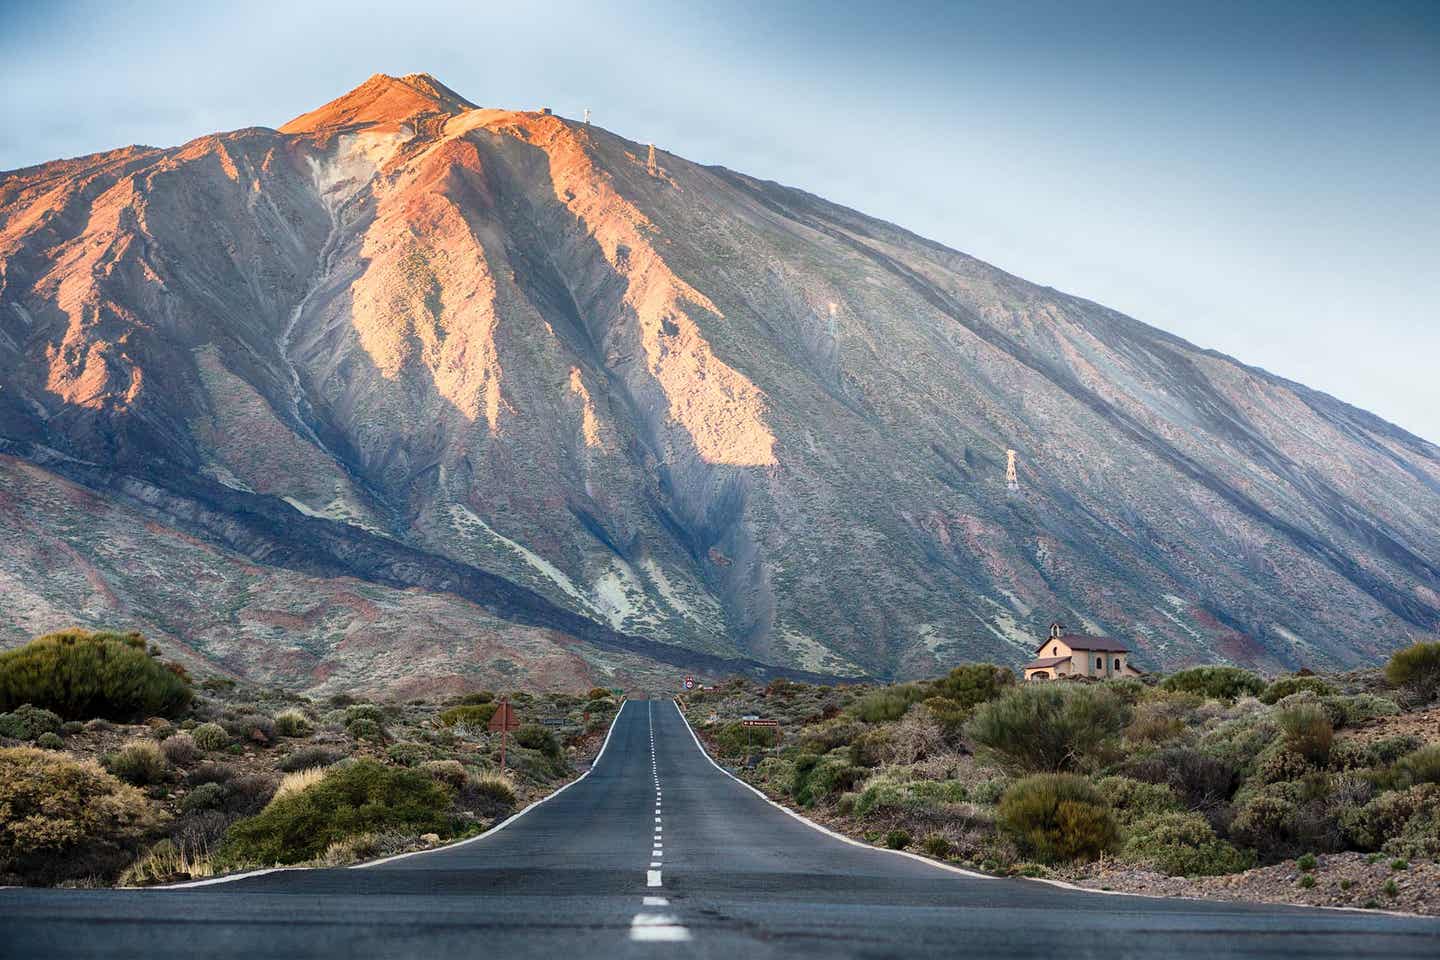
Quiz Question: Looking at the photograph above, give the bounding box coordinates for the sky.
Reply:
[2,0,1437,441]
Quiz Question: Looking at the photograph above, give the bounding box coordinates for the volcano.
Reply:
[1,73,1436,694]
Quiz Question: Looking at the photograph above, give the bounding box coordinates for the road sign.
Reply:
[683,676,695,690]
[488,701,521,732]
[742,718,779,727]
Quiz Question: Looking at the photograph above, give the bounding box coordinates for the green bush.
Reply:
[346,717,385,741]
[274,709,313,738]
[1230,793,1300,855]
[421,759,469,789]
[0,747,158,884]
[220,760,453,865]
[931,663,1013,711]
[883,828,912,850]
[1297,852,1317,871]
[966,684,1129,773]
[1341,784,1439,852]
[192,722,230,751]
[386,742,430,767]
[586,688,610,701]
[0,703,63,740]
[279,746,346,772]
[1390,744,1440,788]
[793,751,861,807]
[1160,666,1264,702]
[35,731,64,750]
[1278,702,1333,764]
[1322,694,1400,728]
[922,697,971,739]
[460,691,496,705]
[0,630,192,721]
[344,704,386,724]
[458,773,517,819]
[922,833,953,858]
[1095,776,1181,824]
[181,781,227,813]
[1122,811,1251,875]
[853,685,929,724]
[513,725,560,759]
[1260,676,1335,704]
[104,740,171,786]
[848,727,892,768]
[438,703,498,727]
[713,721,781,758]
[161,733,200,765]
[1385,642,1440,699]
[998,774,1117,863]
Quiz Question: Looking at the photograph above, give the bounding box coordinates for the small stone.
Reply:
[420,833,441,844]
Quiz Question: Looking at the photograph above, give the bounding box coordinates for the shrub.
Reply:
[1254,745,1312,784]
[1122,811,1251,876]
[1260,676,1335,704]
[1297,852,1318,871]
[713,721,781,757]
[1278,702,1333,764]
[966,685,1129,774]
[1161,666,1264,702]
[458,773,517,819]
[438,704,498,728]
[270,767,327,806]
[344,704,386,725]
[1298,874,1316,889]
[853,685,929,724]
[0,703,63,740]
[181,781,227,813]
[279,746,346,772]
[1342,784,1440,852]
[220,760,452,865]
[883,828,912,850]
[1385,641,1440,700]
[513,725,561,759]
[104,740,171,786]
[161,733,201,766]
[386,742,430,767]
[119,837,214,886]
[346,717,385,741]
[1322,694,1400,728]
[460,691,496,705]
[922,833,953,858]
[1230,793,1301,855]
[1389,744,1440,789]
[997,774,1117,863]
[192,722,230,751]
[1095,776,1181,824]
[848,727,892,768]
[422,760,469,789]
[1124,700,1188,746]
[274,709,313,738]
[35,731,64,750]
[0,747,157,883]
[931,663,1013,711]
[224,713,276,745]
[0,629,192,721]
[586,688,610,701]
[793,752,861,807]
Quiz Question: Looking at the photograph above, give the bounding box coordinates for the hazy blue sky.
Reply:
[3,0,1437,440]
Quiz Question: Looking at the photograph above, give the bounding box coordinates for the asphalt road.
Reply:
[3,699,1439,959]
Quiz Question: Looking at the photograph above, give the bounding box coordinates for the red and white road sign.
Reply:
[683,676,695,690]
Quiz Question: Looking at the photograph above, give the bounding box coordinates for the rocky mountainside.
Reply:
[2,73,1437,693]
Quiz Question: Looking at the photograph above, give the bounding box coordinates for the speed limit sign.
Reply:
[683,676,695,690]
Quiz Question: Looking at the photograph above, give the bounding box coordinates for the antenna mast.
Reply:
[647,143,657,176]
[1006,449,1020,492]
[584,108,591,125]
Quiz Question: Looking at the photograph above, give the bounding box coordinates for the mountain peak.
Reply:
[279,72,476,135]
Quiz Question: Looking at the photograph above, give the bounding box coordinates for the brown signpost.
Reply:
[489,700,522,774]
[740,717,780,757]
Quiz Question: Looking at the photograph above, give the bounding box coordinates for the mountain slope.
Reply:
[1,73,1436,690]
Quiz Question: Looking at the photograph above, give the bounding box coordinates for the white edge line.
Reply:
[672,700,1435,920]
[156,699,631,888]
[671,699,991,880]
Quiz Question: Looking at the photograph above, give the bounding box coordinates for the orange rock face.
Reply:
[1,73,1437,691]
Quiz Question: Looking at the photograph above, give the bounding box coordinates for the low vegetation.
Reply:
[0,628,619,887]
[686,644,1440,912]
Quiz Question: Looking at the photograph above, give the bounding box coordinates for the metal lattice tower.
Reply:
[1006,449,1020,492]
[647,143,657,176]
[584,108,591,125]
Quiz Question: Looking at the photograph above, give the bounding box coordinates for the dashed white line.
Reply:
[630,912,690,942]
[647,869,662,887]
